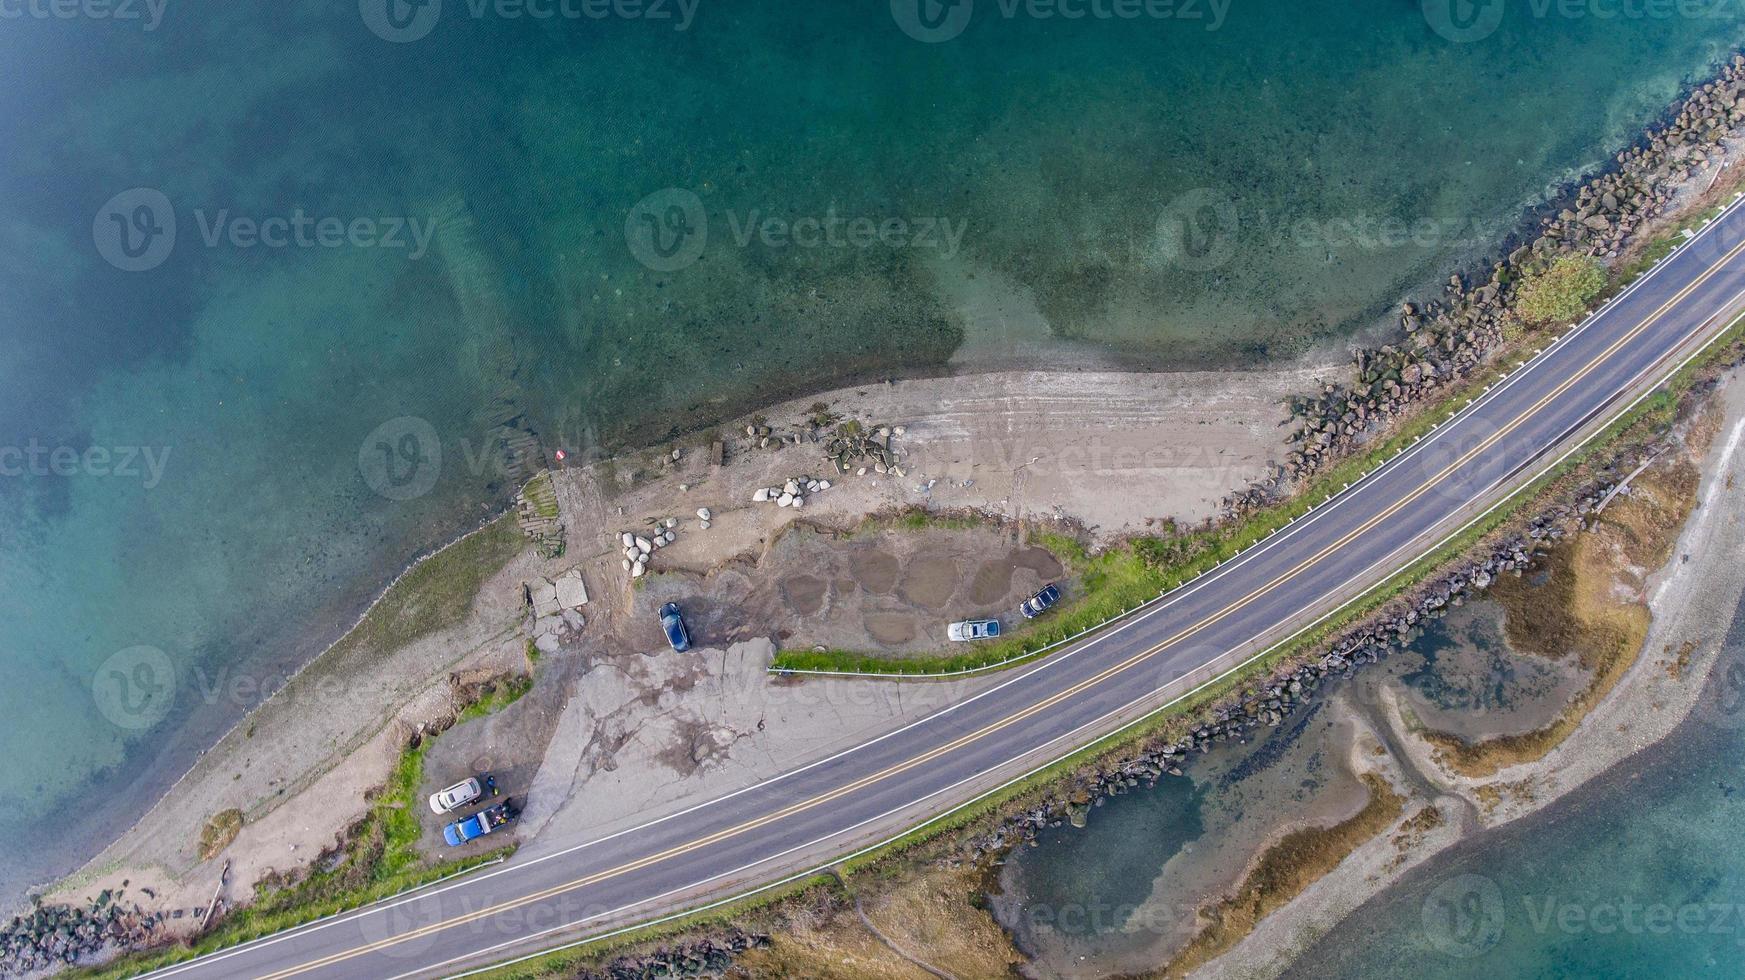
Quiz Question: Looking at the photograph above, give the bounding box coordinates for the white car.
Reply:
[428,777,483,815]
[948,619,1001,642]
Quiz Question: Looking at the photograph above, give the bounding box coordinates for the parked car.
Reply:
[659,601,691,652]
[1020,583,1062,619]
[427,777,483,815]
[442,801,518,847]
[948,619,1001,642]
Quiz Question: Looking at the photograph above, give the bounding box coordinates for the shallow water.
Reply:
[3,0,1743,903]
[1282,589,1745,979]
[993,598,1541,974]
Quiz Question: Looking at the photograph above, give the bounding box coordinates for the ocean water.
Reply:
[2,0,1742,904]
[1283,596,1745,979]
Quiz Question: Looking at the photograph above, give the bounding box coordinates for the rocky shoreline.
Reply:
[1225,52,1745,516]
[1,890,173,978]
[953,473,1619,863]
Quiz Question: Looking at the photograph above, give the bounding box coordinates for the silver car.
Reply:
[427,777,483,815]
[948,619,1001,641]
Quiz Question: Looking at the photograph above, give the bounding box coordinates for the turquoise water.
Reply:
[2,0,1743,903]
[1285,603,1745,979]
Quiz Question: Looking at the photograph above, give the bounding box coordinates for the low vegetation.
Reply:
[1161,773,1406,977]
[1514,255,1607,326]
[1424,456,1700,776]
[68,679,535,980]
[197,809,244,862]
[330,512,524,666]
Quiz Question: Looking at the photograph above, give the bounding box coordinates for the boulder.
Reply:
[554,571,589,608]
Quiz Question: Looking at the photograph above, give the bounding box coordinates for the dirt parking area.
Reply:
[632,524,1064,655]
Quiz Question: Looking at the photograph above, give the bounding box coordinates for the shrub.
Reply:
[1514,256,1606,326]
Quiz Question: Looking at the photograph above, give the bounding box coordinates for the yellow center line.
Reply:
[259,235,1745,979]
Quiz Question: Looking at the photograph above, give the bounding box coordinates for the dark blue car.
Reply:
[1020,583,1062,619]
[660,601,691,652]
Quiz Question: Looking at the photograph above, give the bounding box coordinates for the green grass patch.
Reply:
[458,673,534,724]
[328,513,525,666]
[68,737,509,980]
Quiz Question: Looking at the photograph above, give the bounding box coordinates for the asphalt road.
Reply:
[137,194,1745,980]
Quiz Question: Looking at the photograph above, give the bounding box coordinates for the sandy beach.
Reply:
[33,361,1332,943]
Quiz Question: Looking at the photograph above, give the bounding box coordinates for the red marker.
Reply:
[554,449,567,462]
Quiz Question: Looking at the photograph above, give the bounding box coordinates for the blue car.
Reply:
[441,801,517,847]
[1020,583,1062,619]
[660,601,691,652]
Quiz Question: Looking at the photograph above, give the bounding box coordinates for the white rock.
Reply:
[753,488,770,502]
[621,532,636,548]
[631,562,646,578]
[700,519,712,529]
[671,448,681,461]
[856,467,867,476]
[818,479,831,490]
[778,492,795,507]
[784,480,800,495]
[665,517,677,529]
[635,536,653,554]
[893,425,905,435]
[679,483,689,492]
[746,424,757,436]
[875,462,888,474]
[697,507,712,521]
[791,494,804,508]
[621,558,632,571]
